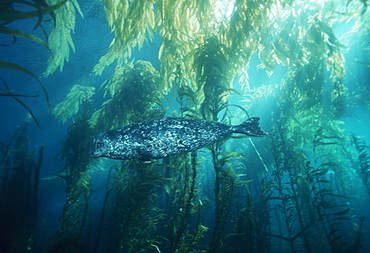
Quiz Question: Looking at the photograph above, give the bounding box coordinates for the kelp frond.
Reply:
[0,0,67,124]
[90,60,165,132]
[0,27,49,50]
[52,84,95,123]
[100,161,167,252]
[0,77,42,129]
[0,61,49,109]
[0,0,67,28]
[44,0,83,77]
[351,134,370,198]
[93,0,156,75]
[56,108,94,240]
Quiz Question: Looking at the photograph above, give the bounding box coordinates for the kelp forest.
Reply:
[1,0,370,252]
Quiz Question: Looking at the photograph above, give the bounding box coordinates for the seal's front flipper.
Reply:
[232,117,267,137]
[138,154,154,163]
[138,154,153,163]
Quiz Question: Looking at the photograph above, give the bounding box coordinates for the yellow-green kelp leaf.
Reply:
[44,0,83,77]
[93,0,155,75]
[52,84,95,123]
[90,60,164,132]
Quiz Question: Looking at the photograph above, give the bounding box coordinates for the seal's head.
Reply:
[89,132,113,158]
[89,130,134,160]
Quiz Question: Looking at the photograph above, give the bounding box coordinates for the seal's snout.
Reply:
[88,148,95,158]
[89,139,99,158]
[89,148,102,158]
[89,137,108,158]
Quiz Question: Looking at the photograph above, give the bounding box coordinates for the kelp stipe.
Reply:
[161,152,207,252]
[193,37,232,121]
[159,55,211,252]
[160,36,241,252]
[92,165,116,253]
[0,117,43,252]
[266,57,355,250]
[351,134,370,200]
[98,160,167,252]
[192,37,238,253]
[223,169,273,253]
[55,104,94,241]
[269,121,312,252]
[304,161,352,252]
[209,149,240,253]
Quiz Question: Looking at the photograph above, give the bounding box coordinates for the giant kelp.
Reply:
[43,0,83,77]
[56,106,94,241]
[0,117,43,252]
[189,36,260,253]
[193,37,232,120]
[0,0,65,49]
[96,161,167,253]
[266,40,363,251]
[270,124,355,251]
[90,60,165,133]
[0,0,66,127]
[161,152,207,253]
[12,0,370,252]
[85,59,169,252]
[0,78,42,129]
[93,0,156,75]
[348,3,370,111]
[52,84,95,123]
[351,134,370,200]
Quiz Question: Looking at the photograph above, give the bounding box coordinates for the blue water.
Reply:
[1,1,370,252]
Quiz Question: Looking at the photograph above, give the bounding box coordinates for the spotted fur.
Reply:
[89,117,266,161]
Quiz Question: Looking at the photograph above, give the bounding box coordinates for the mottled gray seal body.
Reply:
[89,117,266,161]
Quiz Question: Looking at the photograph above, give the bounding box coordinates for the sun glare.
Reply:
[214,0,234,21]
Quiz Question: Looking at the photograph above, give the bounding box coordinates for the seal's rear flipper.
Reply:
[232,117,267,137]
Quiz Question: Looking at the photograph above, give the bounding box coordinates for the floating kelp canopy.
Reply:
[48,0,370,117]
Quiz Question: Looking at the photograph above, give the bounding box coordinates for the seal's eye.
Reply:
[97,141,104,148]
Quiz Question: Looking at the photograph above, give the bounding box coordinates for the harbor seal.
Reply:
[89,117,267,161]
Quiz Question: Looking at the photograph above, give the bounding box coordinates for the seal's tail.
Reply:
[232,117,267,137]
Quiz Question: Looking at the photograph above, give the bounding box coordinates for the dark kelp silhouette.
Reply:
[0,0,66,127]
[0,117,43,252]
